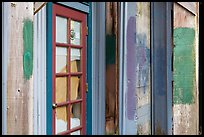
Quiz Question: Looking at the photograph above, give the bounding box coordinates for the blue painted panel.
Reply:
[151,2,172,135]
[46,2,53,135]
[86,2,92,135]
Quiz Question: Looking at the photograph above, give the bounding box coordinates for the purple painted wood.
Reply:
[126,16,137,120]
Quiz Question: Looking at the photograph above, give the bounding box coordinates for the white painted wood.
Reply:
[92,2,106,135]
[33,5,47,135]
[119,2,125,135]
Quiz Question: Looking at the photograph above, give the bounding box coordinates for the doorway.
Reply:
[51,3,87,135]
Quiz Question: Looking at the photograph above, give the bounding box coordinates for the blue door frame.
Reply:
[46,2,53,135]
[86,2,92,135]
[46,2,92,135]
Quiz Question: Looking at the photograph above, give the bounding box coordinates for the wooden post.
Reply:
[173,2,199,135]
[7,2,34,134]
[105,2,118,135]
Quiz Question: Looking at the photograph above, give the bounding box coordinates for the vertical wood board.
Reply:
[173,2,198,135]
[135,2,151,135]
[7,2,34,134]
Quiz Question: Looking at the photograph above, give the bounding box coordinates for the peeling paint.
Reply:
[135,33,150,94]
[126,16,150,120]
[23,19,33,80]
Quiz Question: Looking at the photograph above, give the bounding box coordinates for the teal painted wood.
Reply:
[46,2,53,135]
[86,2,92,135]
[57,2,89,13]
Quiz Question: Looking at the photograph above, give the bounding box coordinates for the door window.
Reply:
[52,4,86,135]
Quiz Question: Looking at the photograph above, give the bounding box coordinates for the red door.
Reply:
[52,4,86,135]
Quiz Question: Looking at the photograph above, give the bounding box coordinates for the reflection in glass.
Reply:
[70,102,81,130]
[70,20,81,45]
[56,77,68,103]
[56,16,67,43]
[56,47,67,73]
[71,130,81,135]
[71,76,81,101]
[56,106,68,134]
[71,48,81,72]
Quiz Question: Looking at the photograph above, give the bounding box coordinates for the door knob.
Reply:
[52,103,57,108]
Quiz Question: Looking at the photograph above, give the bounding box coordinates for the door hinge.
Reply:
[86,26,88,35]
[86,83,88,93]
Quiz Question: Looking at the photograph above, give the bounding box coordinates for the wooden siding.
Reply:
[7,2,34,134]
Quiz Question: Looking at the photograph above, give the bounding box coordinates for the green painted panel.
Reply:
[173,27,195,104]
[174,28,195,46]
[174,76,194,88]
[23,19,33,80]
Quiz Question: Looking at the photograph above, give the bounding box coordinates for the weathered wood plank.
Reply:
[105,2,118,135]
[174,3,195,28]
[135,2,151,135]
[173,2,199,135]
[7,2,34,134]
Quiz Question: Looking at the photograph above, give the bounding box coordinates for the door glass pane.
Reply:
[56,77,68,103]
[71,48,81,72]
[70,76,81,101]
[56,47,67,73]
[70,20,81,45]
[71,130,81,135]
[56,106,68,134]
[56,16,67,43]
[70,102,81,129]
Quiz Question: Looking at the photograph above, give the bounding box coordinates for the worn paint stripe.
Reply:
[126,16,137,120]
[23,19,33,80]
[173,27,195,104]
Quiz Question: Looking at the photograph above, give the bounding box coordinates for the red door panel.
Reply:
[52,3,86,135]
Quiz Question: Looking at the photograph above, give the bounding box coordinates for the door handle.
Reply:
[52,103,57,109]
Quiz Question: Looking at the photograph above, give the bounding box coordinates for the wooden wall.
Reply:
[173,2,199,135]
[6,2,34,134]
